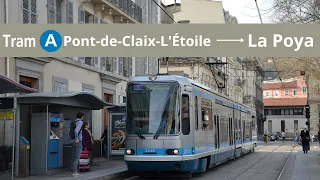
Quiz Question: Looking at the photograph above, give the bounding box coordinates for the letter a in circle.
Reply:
[45,34,57,47]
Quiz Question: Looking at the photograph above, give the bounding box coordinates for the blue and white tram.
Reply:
[124,75,257,177]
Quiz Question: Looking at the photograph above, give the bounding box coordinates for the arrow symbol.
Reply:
[216,38,244,42]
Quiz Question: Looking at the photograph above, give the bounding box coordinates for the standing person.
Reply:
[300,126,311,154]
[281,131,286,143]
[69,111,84,177]
[82,122,94,169]
[100,126,108,158]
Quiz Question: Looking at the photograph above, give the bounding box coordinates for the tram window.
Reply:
[194,96,198,130]
[201,98,213,130]
[182,94,190,135]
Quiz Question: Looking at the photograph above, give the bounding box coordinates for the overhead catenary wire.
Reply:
[152,0,177,24]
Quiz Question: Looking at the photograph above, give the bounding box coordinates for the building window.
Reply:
[284,109,290,115]
[294,120,298,132]
[281,120,285,132]
[266,92,270,96]
[53,81,68,92]
[302,87,307,94]
[20,75,37,89]
[293,89,297,96]
[119,96,126,104]
[104,93,113,103]
[293,109,303,115]
[275,91,279,96]
[271,109,281,115]
[23,0,38,24]
[66,0,73,23]
[285,90,289,96]
[268,120,272,133]
[47,0,62,23]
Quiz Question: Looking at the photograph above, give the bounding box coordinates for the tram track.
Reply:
[228,144,294,180]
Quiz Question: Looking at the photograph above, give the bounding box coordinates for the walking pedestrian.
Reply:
[281,131,286,143]
[82,122,94,168]
[69,111,84,177]
[100,126,108,158]
[300,126,311,154]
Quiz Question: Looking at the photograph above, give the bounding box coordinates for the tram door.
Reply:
[238,119,242,144]
[181,93,194,153]
[214,115,220,149]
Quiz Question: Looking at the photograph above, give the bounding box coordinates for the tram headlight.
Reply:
[173,149,179,155]
[126,149,135,155]
[166,149,179,155]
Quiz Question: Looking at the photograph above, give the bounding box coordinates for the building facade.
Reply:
[263,77,308,136]
[174,0,226,23]
[263,77,307,99]
[0,0,160,140]
[242,57,265,136]
[263,98,307,137]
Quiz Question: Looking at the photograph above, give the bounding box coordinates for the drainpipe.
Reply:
[5,1,14,179]
[5,0,9,80]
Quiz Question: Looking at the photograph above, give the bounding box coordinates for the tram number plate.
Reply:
[144,149,155,153]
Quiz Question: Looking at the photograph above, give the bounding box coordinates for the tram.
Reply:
[124,75,257,178]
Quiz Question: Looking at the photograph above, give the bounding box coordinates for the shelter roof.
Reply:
[16,91,117,110]
[0,74,37,94]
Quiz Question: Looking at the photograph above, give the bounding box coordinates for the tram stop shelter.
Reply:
[15,91,112,176]
[0,74,37,179]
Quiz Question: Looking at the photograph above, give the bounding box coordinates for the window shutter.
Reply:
[78,7,85,24]
[66,0,73,23]
[47,0,56,23]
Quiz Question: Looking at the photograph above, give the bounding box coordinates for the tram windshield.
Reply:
[126,82,180,135]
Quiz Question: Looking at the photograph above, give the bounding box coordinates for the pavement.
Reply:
[286,142,320,180]
[0,156,131,180]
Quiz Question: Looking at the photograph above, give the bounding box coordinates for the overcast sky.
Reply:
[160,0,274,24]
[220,0,274,24]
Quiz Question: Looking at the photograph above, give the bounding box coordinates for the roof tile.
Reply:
[263,98,307,107]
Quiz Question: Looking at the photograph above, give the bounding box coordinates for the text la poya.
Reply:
[249,34,313,52]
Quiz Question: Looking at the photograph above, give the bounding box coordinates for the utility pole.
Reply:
[302,70,311,131]
[306,74,311,131]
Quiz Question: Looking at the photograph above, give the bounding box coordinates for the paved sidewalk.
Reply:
[290,142,320,180]
[0,157,130,180]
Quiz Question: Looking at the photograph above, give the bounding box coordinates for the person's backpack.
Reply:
[69,119,80,139]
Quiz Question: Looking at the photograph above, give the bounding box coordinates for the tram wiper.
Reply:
[153,120,167,139]
[130,125,145,139]
[134,131,145,139]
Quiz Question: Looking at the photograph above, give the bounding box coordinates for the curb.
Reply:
[89,171,135,180]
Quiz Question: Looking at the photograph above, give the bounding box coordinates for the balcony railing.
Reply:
[108,0,142,23]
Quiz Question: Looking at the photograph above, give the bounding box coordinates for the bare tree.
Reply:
[268,0,320,24]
